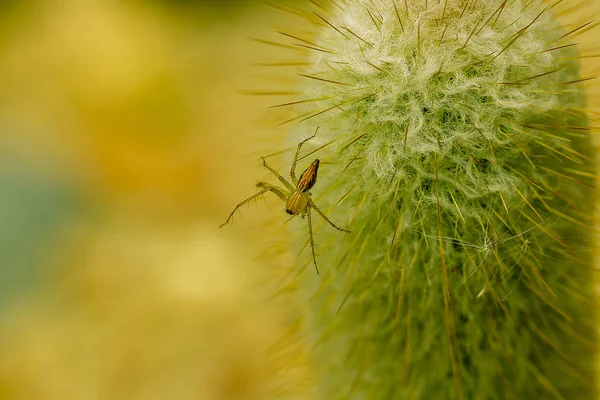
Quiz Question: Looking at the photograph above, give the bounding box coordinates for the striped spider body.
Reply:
[220,134,349,274]
[285,159,319,216]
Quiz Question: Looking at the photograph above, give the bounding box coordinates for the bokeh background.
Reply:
[0,1,597,399]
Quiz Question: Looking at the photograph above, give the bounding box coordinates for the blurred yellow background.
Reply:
[0,1,597,399]
[0,1,310,399]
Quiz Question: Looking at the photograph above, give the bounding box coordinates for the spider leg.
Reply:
[256,182,289,202]
[309,200,351,233]
[306,207,319,274]
[220,183,289,228]
[220,189,269,228]
[291,127,319,186]
[261,157,294,192]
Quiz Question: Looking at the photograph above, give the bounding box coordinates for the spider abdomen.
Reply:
[298,159,319,192]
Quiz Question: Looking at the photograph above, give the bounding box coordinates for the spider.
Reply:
[220,133,350,274]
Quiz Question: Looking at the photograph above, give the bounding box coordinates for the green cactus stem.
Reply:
[256,0,598,398]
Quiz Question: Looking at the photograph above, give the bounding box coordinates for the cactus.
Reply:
[258,0,598,398]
